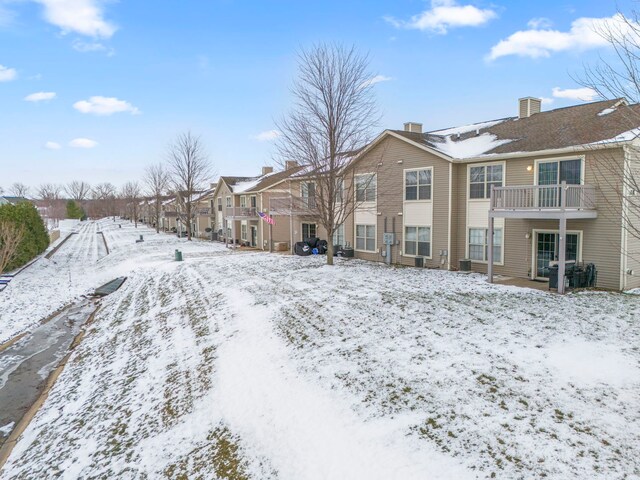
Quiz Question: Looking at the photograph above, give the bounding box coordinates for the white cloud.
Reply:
[71,39,115,55]
[69,138,98,148]
[73,96,140,115]
[488,13,635,61]
[0,64,17,82]
[385,0,497,34]
[252,130,281,142]
[527,17,553,29]
[45,141,61,150]
[541,97,554,105]
[34,0,117,38]
[552,87,598,102]
[361,75,393,88]
[24,91,56,102]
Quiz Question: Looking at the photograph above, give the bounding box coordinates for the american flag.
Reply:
[258,211,276,225]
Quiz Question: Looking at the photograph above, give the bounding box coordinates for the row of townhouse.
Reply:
[185,97,640,292]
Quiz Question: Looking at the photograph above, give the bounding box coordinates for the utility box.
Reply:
[459,259,471,272]
[383,233,395,245]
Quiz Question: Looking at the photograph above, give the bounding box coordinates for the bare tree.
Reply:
[275,44,380,265]
[166,132,212,240]
[10,182,30,198]
[36,183,63,201]
[120,181,142,228]
[91,183,118,219]
[65,180,91,202]
[144,163,170,233]
[578,8,640,255]
[0,220,24,273]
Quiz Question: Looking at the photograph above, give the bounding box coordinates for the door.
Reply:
[535,232,579,278]
[250,226,257,247]
[537,159,582,207]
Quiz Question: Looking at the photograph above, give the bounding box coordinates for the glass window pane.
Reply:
[469,245,484,260]
[366,225,375,239]
[405,171,417,186]
[470,183,485,199]
[419,169,431,185]
[405,226,416,242]
[469,229,485,245]
[405,241,416,255]
[487,165,503,182]
[366,238,375,251]
[356,238,365,250]
[560,159,581,185]
[356,225,364,237]
[493,246,502,262]
[418,185,431,200]
[538,162,558,186]
[418,242,430,257]
[493,229,502,246]
[405,186,417,201]
[470,166,485,183]
[418,227,430,242]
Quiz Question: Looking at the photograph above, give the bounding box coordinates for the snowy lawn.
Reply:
[1,230,639,479]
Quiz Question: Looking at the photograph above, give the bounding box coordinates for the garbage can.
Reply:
[459,259,471,272]
[342,247,354,258]
[174,249,183,261]
[548,264,559,289]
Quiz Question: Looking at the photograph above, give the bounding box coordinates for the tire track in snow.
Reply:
[214,285,474,480]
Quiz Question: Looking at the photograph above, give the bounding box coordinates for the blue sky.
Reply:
[0,0,634,190]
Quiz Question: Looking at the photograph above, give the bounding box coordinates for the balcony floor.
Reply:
[490,209,597,220]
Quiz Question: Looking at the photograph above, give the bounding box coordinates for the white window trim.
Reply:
[402,225,433,259]
[354,223,377,253]
[530,229,584,281]
[467,161,506,202]
[403,167,433,202]
[533,155,586,186]
[466,227,505,266]
[354,172,377,204]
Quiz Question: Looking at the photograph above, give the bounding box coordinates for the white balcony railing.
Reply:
[269,195,318,216]
[224,206,258,218]
[490,183,596,211]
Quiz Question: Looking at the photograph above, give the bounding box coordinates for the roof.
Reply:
[0,196,30,205]
[389,99,640,160]
[218,166,307,195]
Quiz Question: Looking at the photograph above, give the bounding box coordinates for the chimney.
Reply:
[262,166,274,176]
[403,122,423,134]
[519,97,542,118]
[284,160,298,170]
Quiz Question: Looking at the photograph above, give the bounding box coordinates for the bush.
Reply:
[0,202,50,272]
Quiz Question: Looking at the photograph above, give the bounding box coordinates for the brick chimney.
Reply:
[262,166,274,176]
[519,97,542,118]
[403,122,423,133]
[284,160,299,170]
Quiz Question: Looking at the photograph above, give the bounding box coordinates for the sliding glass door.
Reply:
[535,232,579,278]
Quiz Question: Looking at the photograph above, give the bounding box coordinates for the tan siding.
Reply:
[624,146,640,289]
[455,148,625,290]
[350,136,451,268]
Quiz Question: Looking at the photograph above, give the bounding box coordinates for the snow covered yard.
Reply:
[1,232,639,479]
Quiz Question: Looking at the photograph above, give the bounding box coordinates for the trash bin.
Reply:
[342,247,354,258]
[548,264,559,289]
[174,249,183,261]
[459,259,471,272]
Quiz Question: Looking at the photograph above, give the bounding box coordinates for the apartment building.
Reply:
[346,97,640,291]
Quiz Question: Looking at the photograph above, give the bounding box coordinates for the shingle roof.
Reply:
[391,99,640,159]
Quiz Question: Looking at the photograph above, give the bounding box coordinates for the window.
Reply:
[404,226,431,257]
[302,223,316,239]
[333,224,345,246]
[405,169,432,201]
[469,164,503,199]
[301,182,316,209]
[356,174,376,202]
[240,196,246,208]
[241,224,247,241]
[250,196,257,208]
[336,178,344,203]
[217,198,222,212]
[225,196,232,208]
[537,158,582,185]
[468,228,502,262]
[356,224,375,251]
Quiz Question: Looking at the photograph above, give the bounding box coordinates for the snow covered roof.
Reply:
[390,98,640,160]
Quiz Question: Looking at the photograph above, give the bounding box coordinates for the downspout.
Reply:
[620,145,630,290]
[447,162,453,270]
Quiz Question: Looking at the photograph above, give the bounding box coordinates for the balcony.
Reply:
[490,183,597,220]
[195,207,213,216]
[269,195,318,216]
[224,206,258,219]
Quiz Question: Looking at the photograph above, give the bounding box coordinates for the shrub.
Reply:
[0,202,50,272]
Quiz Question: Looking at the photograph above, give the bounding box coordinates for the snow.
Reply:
[430,119,507,136]
[0,422,14,436]
[433,133,513,159]
[1,230,639,479]
[590,127,640,144]
[598,107,616,116]
[232,171,277,193]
